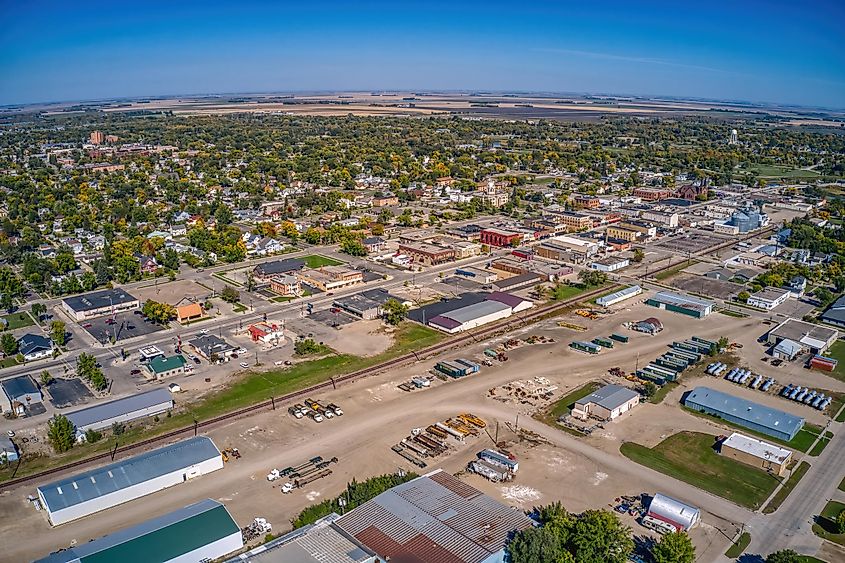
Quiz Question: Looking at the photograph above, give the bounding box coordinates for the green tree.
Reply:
[578,269,609,287]
[508,525,575,563]
[641,381,658,399]
[382,298,409,325]
[77,352,97,377]
[766,550,802,563]
[47,414,76,453]
[40,370,53,386]
[31,302,47,323]
[220,285,240,303]
[632,248,645,263]
[838,509,845,534]
[815,287,833,307]
[568,509,633,563]
[1,333,18,356]
[340,237,367,256]
[81,271,97,291]
[84,429,103,443]
[50,320,67,346]
[294,338,324,356]
[737,290,750,302]
[90,371,108,392]
[652,531,695,563]
[141,300,176,324]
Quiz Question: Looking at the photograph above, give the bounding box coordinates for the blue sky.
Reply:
[2,0,844,107]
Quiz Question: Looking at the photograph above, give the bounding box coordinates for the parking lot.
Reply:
[671,274,743,300]
[81,312,164,344]
[309,308,359,328]
[46,377,94,409]
[654,230,728,254]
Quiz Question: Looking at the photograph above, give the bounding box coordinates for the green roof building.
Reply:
[36,499,243,563]
[145,354,187,380]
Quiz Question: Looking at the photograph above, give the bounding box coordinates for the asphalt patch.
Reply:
[47,377,95,409]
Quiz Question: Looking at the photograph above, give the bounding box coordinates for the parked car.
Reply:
[231,353,238,359]
[193,357,201,364]
[199,329,209,335]
[236,348,247,354]
[239,362,249,368]
[130,369,141,375]
[82,323,92,328]
[133,310,143,316]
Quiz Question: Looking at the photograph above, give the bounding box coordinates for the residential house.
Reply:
[1,375,42,415]
[362,237,387,253]
[17,333,54,362]
[133,253,159,274]
[176,303,204,324]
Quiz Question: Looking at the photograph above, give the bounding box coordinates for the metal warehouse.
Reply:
[335,469,534,563]
[572,384,640,421]
[645,290,714,318]
[36,498,242,563]
[429,300,512,334]
[596,285,642,307]
[37,436,223,525]
[66,388,174,439]
[684,386,804,441]
[647,493,700,531]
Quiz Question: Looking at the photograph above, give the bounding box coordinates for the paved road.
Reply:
[745,415,845,558]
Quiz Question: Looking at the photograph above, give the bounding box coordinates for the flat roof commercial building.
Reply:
[747,287,790,311]
[333,288,408,320]
[397,242,455,266]
[590,256,630,272]
[334,469,534,563]
[573,384,639,421]
[37,437,222,525]
[766,318,838,354]
[66,388,174,439]
[36,498,242,563]
[684,386,804,442]
[480,228,523,247]
[429,292,532,334]
[1,375,42,414]
[62,288,140,322]
[720,432,792,476]
[820,294,845,328]
[189,334,238,362]
[297,266,363,292]
[646,290,714,318]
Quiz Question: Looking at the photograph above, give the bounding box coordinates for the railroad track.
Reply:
[2,283,617,490]
[3,228,771,489]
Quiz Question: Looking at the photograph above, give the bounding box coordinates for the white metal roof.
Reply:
[648,493,700,530]
[722,432,791,464]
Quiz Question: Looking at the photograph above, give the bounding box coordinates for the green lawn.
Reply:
[718,308,748,319]
[743,164,821,179]
[0,356,20,369]
[682,406,823,453]
[725,532,751,558]
[232,302,247,313]
[620,431,781,509]
[2,312,34,330]
[270,295,294,303]
[809,431,834,457]
[301,254,343,268]
[550,284,588,301]
[824,340,845,383]
[0,322,444,484]
[839,476,845,492]
[535,381,601,427]
[763,461,811,514]
[812,500,845,546]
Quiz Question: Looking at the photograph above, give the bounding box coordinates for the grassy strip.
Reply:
[649,381,678,404]
[534,381,601,427]
[839,475,845,492]
[763,461,811,514]
[270,296,294,303]
[0,323,444,484]
[232,302,247,313]
[620,432,781,509]
[812,500,845,547]
[550,284,588,301]
[809,432,834,457]
[725,532,751,558]
[718,309,748,319]
[654,260,697,281]
[0,356,21,368]
[682,406,823,453]
[825,340,845,383]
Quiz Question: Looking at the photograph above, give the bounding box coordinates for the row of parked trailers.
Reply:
[570,333,631,355]
[780,384,832,411]
[634,337,712,385]
[706,362,831,411]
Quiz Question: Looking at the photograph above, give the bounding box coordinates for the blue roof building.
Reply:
[37,436,222,525]
[684,386,804,441]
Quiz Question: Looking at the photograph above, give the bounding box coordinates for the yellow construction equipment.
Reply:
[458,413,486,428]
[557,321,588,331]
[444,418,477,436]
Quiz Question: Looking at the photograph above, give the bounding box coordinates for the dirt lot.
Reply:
[671,274,743,300]
[131,279,211,306]
[1,300,818,562]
